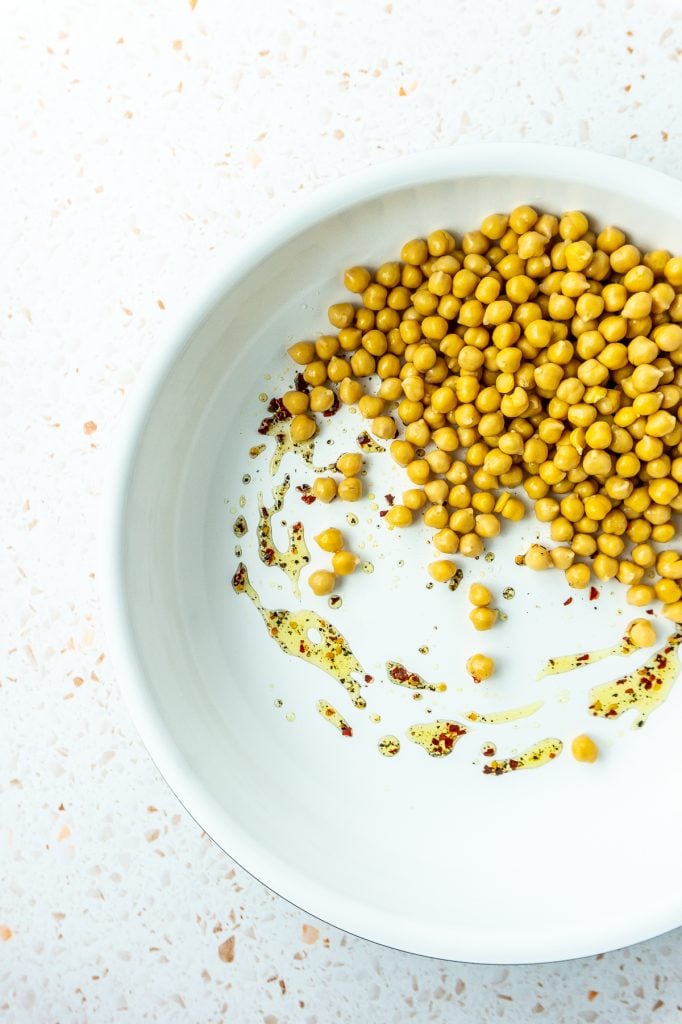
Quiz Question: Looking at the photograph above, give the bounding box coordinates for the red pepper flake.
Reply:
[379,509,388,517]
[298,641,306,654]
[482,745,495,757]
[577,654,590,662]
[646,608,655,615]
[364,674,373,683]
[294,371,310,394]
[589,586,600,601]
[301,493,316,505]
[384,494,395,505]
[563,596,573,606]
[341,726,353,737]
[508,759,520,770]
[587,991,598,1002]
[322,392,340,418]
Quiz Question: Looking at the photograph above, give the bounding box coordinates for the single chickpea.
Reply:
[331,550,360,576]
[343,266,371,294]
[428,559,458,583]
[469,606,498,631]
[565,563,591,589]
[385,505,413,528]
[466,653,495,683]
[337,477,363,502]
[312,477,337,503]
[282,390,310,415]
[626,584,655,607]
[309,386,335,413]
[308,570,336,596]
[469,582,492,607]
[327,302,356,328]
[314,528,344,553]
[336,452,363,477]
[290,413,317,442]
[571,734,599,763]
[627,618,657,649]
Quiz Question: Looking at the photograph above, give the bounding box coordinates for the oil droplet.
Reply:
[239,495,246,509]
[257,476,310,598]
[425,582,434,590]
[464,700,544,725]
[242,473,251,485]
[418,645,429,655]
[233,515,248,537]
[232,563,367,708]
[234,545,242,558]
[503,586,515,600]
[483,738,562,775]
[407,720,468,757]
[274,699,283,708]
[249,444,266,459]
[588,632,681,727]
[328,595,343,609]
[346,513,359,526]
[498,610,508,622]
[448,568,464,592]
[485,551,495,563]
[397,560,404,568]
[537,630,636,679]
[362,561,374,574]
[369,713,381,723]
[378,735,400,757]
[316,700,353,737]
[386,661,445,692]
[481,743,497,757]
[285,712,296,722]
[258,392,268,402]
[367,492,375,501]
[356,431,385,453]
[412,692,423,700]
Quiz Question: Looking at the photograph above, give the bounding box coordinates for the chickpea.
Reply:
[571,734,598,763]
[385,505,413,528]
[626,584,655,607]
[336,452,363,477]
[523,544,552,570]
[312,477,337,503]
[308,570,336,596]
[469,606,498,631]
[627,618,656,648]
[466,653,495,683]
[428,559,458,583]
[337,477,362,502]
[344,266,372,294]
[566,563,591,589]
[331,550,360,576]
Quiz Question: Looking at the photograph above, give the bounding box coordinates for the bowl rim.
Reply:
[100,143,682,963]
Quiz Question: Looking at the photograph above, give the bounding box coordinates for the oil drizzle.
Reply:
[316,700,353,737]
[407,719,468,757]
[386,661,446,692]
[356,431,386,453]
[464,700,544,725]
[257,476,310,598]
[233,515,248,537]
[588,632,681,727]
[536,632,636,679]
[483,738,563,775]
[258,399,315,475]
[378,735,400,757]
[232,563,367,708]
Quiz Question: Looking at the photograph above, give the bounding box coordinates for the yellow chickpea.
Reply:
[469,607,498,631]
[571,734,599,763]
[385,505,413,528]
[331,550,360,576]
[428,559,458,583]
[308,570,336,596]
[337,477,363,502]
[466,653,495,683]
[312,477,337,503]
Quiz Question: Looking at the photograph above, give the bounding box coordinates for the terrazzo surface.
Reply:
[1,0,682,1020]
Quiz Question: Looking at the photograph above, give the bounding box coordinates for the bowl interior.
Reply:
[114,152,682,962]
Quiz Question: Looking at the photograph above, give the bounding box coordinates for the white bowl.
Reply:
[102,144,682,963]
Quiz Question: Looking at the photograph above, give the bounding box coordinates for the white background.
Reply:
[1,0,682,1021]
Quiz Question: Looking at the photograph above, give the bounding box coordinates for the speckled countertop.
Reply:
[2,1,682,1020]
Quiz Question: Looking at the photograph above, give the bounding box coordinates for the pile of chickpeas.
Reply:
[283,206,682,622]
